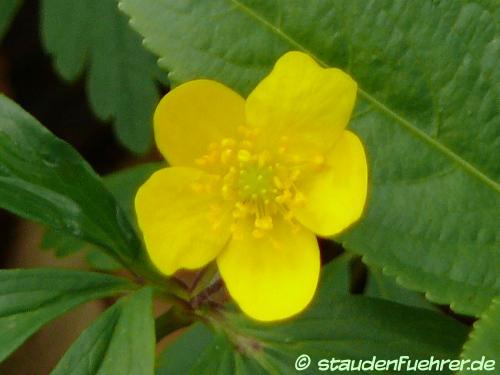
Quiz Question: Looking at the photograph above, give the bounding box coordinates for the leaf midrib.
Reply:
[228,0,500,193]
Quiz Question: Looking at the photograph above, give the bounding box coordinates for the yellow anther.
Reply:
[238,149,252,162]
[290,170,301,181]
[221,138,236,147]
[255,216,273,230]
[273,176,284,189]
[241,140,254,149]
[211,220,221,231]
[220,149,233,164]
[206,151,218,164]
[252,228,265,238]
[221,184,233,199]
[294,191,306,205]
[235,201,246,210]
[284,210,295,221]
[258,152,269,167]
[275,189,292,204]
[208,142,218,151]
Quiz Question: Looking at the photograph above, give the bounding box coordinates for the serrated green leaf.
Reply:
[85,249,121,271]
[120,0,500,316]
[0,0,21,40]
[158,300,468,374]
[52,287,154,375]
[0,268,134,362]
[0,96,155,276]
[157,263,468,375]
[41,162,164,271]
[459,296,500,374]
[41,0,161,153]
[365,265,436,311]
[41,227,86,258]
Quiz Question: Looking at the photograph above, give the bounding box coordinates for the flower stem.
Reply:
[190,277,225,310]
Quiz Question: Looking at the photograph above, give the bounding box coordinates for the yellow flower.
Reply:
[135,51,367,321]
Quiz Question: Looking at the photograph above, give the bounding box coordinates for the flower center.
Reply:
[195,128,305,238]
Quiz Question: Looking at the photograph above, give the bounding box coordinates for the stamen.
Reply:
[194,131,310,237]
[255,216,273,230]
[238,149,251,162]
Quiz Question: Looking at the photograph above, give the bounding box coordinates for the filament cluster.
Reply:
[194,127,307,238]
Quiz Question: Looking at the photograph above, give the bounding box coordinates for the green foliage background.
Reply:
[0,0,498,373]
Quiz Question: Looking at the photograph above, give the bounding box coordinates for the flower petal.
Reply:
[246,51,357,157]
[135,167,232,275]
[217,218,320,321]
[154,80,246,166]
[293,131,368,237]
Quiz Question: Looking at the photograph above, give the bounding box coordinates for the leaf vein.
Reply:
[228,0,499,193]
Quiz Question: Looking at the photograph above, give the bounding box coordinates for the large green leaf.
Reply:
[157,263,468,374]
[52,287,154,375]
[0,95,151,275]
[0,268,134,362]
[120,0,500,316]
[459,296,500,374]
[157,300,468,374]
[0,0,21,40]
[41,162,164,271]
[41,0,161,153]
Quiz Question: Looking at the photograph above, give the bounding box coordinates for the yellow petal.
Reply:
[246,51,357,157]
[154,80,246,166]
[293,131,368,237]
[217,218,320,321]
[135,167,232,275]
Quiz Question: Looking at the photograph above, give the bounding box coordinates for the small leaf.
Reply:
[120,0,500,316]
[0,0,21,40]
[0,96,153,276]
[41,0,161,153]
[459,296,500,374]
[0,268,134,362]
[85,249,121,271]
[52,287,155,375]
